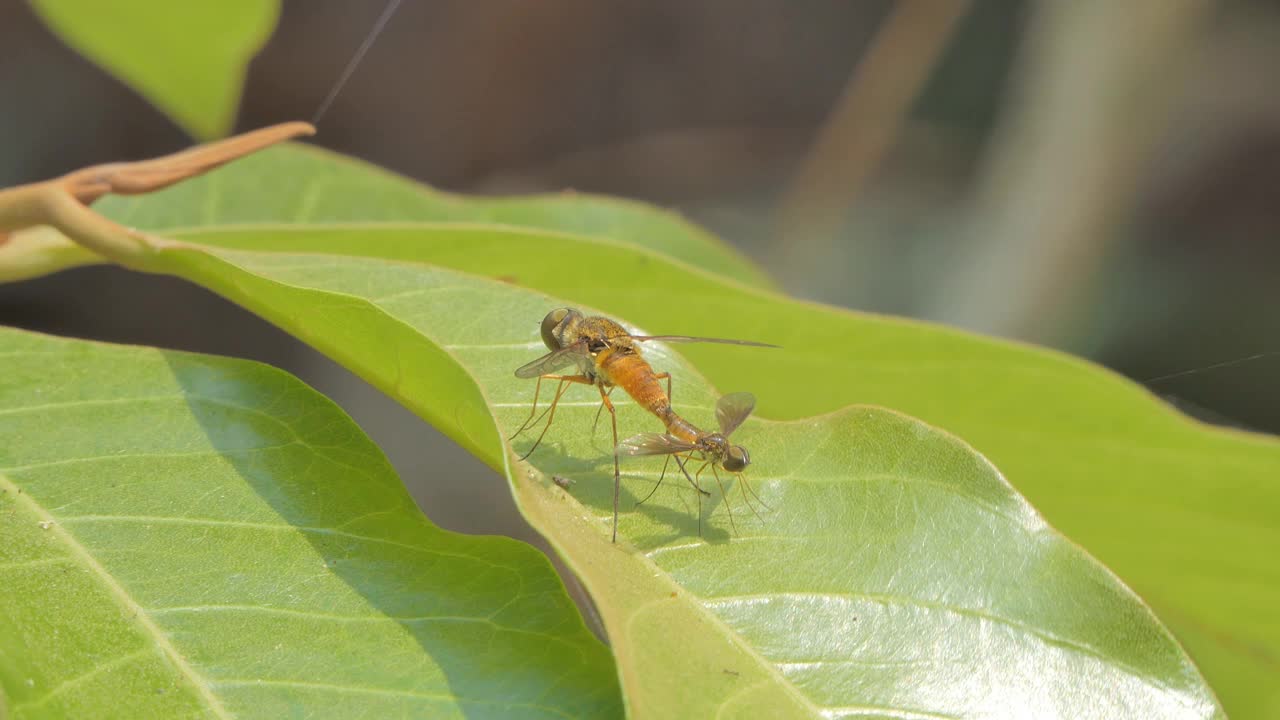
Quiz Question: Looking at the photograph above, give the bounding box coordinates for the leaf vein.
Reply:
[0,474,232,718]
[702,590,1180,695]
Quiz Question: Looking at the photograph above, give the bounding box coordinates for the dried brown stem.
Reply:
[64,121,316,203]
[0,122,314,271]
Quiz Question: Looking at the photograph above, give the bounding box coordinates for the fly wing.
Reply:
[715,391,756,437]
[513,341,591,379]
[630,334,780,349]
[618,433,698,456]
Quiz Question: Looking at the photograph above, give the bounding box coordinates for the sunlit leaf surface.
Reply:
[11,239,1212,717]
[3,141,1264,716]
[0,327,620,719]
[85,144,1277,715]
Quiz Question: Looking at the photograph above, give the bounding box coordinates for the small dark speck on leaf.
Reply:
[723,669,739,677]
[494,275,519,284]
[552,475,574,489]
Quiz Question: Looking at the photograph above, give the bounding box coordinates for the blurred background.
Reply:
[1,0,1277,547]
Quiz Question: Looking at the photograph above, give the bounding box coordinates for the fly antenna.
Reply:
[311,0,403,127]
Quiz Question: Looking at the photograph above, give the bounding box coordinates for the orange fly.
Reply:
[511,307,775,541]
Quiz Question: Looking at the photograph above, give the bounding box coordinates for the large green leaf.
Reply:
[0,327,620,718]
[71,143,1278,715]
[4,233,1216,716]
[3,140,1268,715]
[91,144,773,288]
[28,0,279,139]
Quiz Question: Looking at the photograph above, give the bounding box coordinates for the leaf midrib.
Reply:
[0,470,231,718]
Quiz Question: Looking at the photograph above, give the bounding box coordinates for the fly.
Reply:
[620,391,769,535]
[510,307,775,542]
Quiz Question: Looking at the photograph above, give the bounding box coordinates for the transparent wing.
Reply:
[618,433,698,456]
[715,391,756,437]
[630,334,780,349]
[513,341,590,379]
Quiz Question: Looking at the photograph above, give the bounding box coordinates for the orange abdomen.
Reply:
[601,350,668,414]
[600,349,700,443]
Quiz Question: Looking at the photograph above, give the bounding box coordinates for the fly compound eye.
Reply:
[540,308,572,350]
[724,446,750,472]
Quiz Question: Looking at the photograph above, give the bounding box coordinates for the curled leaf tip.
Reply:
[64,123,316,204]
[276,121,317,138]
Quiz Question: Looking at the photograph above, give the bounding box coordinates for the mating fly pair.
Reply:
[510,307,775,542]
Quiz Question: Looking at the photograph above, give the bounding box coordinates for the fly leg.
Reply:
[704,463,739,536]
[634,454,672,507]
[739,473,774,515]
[636,451,710,506]
[516,374,592,461]
[510,375,557,440]
[675,455,709,537]
[597,384,621,543]
[590,386,616,442]
[654,372,672,403]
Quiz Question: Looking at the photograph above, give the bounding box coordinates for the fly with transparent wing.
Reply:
[619,391,769,535]
[510,308,776,542]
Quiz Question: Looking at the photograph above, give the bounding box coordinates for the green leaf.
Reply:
[90,143,775,288]
[0,327,620,718]
[5,142,1264,715]
[84,143,1277,717]
[19,235,1211,716]
[28,0,279,139]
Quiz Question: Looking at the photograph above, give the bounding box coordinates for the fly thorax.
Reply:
[700,433,729,460]
[593,346,620,383]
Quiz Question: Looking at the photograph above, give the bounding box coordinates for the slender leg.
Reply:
[676,455,704,537]
[517,378,569,461]
[736,473,767,524]
[655,372,672,403]
[707,464,738,536]
[516,374,592,461]
[634,455,671,507]
[590,386,615,440]
[636,451,710,507]
[673,456,709,497]
[597,384,620,542]
[739,473,774,515]
[510,375,557,440]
